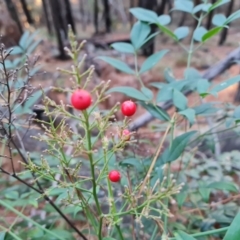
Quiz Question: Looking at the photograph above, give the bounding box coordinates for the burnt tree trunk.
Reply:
[219,0,234,45]
[79,0,86,30]
[49,0,68,59]
[205,0,216,30]
[178,13,186,27]
[130,0,134,27]
[4,0,23,34]
[94,0,99,34]
[20,0,34,24]
[42,0,53,35]
[102,0,111,33]
[64,0,76,33]
[138,0,159,56]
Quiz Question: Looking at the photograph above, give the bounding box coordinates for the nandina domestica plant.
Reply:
[25,27,182,240]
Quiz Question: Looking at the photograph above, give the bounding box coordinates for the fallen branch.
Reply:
[129,47,240,131]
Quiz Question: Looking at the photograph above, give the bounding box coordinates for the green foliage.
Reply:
[139,50,169,74]
[223,213,240,240]
[97,56,134,74]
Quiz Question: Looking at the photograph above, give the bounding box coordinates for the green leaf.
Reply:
[176,192,188,208]
[140,31,160,48]
[150,82,166,89]
[19,31,30,49]
[173,89,187,110]
[193,26,208,42]
[233,106,240,120]
[226,10,240,24]
[120,158,142,170]
[138,101,170,121]
[209,0,230,12]
[129,7,158,23]
[160,131,197,164]
[97,56,134,74]
[184,67,202,80]
[223,213,240,240]
[26,39,41,54]
[211,75,240,94]
[2,60,13,70]
[103,238,117,240]
[0,232,5,240]
[27,228,44,238]
[202,26,223,42]
[193,103,218,116]
[23,88,46,110]
[174,26,189,40]
[193,3,212,13]
[73,206,82,218]
[199,187,211,202]
[212,14,227,26]
[156,24,178,40]
[179,108,196,125]
[106,87,150,101]
[130,21,151,49]
[197,79,210,95]
[48,229,73,238]
[111,42,135,54]
[139,49,169,74]
[141,86,153,100]
[208,181,238,192]
[158,15,171,25]
[174,230,197,240]
[156,85,173,102]
[10,46,23,55]
[173,0,194,13]
[5,191,19,200]
[164,68,175,83]
[28,199,38,208]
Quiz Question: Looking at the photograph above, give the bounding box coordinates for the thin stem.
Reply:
[150,224,158,240]
[163,119,175,234]
[138,114,175,196]
[100,130,124,239]
[83,110,102,239]
[0,50,15,175]
[134,53,144,88]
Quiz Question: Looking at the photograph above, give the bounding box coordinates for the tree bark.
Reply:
[64,0,76,33]
[219,0,234,45]
[102,0,111,33]
[42,0,53,35]
[20,0,34,25]
[94,0,99,33]
[49,0,68,59]
[4,0,23,34]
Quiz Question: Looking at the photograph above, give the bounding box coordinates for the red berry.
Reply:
[121,100,137,117]
[108,170,121,182]
[121,129,131,141]
[71,89,92,110]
